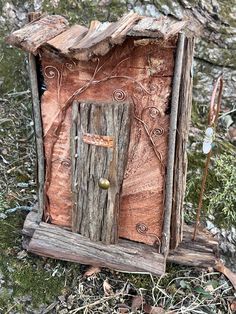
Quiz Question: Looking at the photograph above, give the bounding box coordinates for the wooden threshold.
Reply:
[168,224,219,268]
[22,212,218,275]
[23,212,165,276]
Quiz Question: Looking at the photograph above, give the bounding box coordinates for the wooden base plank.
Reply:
[28,221,165,276]
[167,225,219,268]
[22,212,218,274]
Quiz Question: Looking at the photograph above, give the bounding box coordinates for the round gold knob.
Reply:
[98,178,110,190]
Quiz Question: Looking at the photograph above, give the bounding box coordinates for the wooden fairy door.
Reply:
[71,101,131,244]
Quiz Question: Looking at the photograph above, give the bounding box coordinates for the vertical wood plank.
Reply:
[161,33,185,256]
[72,102,132,244]
[170,37,194,249]
[71,100,79,231]
[28,12,45,222]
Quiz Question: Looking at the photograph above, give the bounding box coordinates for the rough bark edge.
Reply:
[161,33,185,257]
[28,12,45,222]
[170,36,195,249]
[22,211,218,273]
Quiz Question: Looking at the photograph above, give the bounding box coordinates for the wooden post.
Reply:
[28,12,45,222]
[72,102,132,244]
[71,100,79,230]
[161,33,185,256]
[170,37,194,249]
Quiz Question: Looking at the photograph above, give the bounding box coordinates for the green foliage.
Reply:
[186,149,236,228]
[206,153,236,226]
[0,193,8,211]
[41,0,127,25]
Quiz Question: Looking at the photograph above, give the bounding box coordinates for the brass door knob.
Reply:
[98,178,110,190]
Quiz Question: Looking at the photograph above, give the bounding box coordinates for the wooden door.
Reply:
[71,101,131,244]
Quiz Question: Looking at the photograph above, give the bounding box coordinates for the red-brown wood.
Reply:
[6,15,69,54]
[40,38,175,246]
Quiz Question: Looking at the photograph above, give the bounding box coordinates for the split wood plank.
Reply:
[128,17,187,39]
[28,221,166,276]
[170,37,194,249]
[44,25,88,55]
[22,212,217,272]
[167,224,218,267]
[28,12,45,222]
[71,100,79,228]
[72,102,132,244]
[6,13,188,62]
[69,12,140,61]
[22,210,39,237]
[161,33,185,256]
[6,15,69,54]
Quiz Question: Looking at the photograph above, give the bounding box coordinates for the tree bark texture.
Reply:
[170,36,194,249]
[71,102,132,244]
[161,33,185,256]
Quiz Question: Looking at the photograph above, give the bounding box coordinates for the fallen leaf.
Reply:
[131,295,143,312]
[215,260,236,290]
[83,266,101,278]
[103,278,114,296]
[143,304,165,314]
[118,308,129,314]
[117,304,130,313]
[230,299,236,312]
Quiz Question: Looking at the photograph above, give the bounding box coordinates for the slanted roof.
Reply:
[6,12,187,61]
[6,15,69,55]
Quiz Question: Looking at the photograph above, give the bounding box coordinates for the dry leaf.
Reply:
[117,304,130,313]
[118,308,129,314]
[215,260,236,290]
[230,299,236,312]
[131,295,143,312]
[103,278,114,296]
[143,304,165,314]
[83,266,101,278]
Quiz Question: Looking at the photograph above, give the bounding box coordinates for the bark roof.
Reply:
[6,12,187,61]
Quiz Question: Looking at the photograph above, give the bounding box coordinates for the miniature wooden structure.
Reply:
[6,13,218,275]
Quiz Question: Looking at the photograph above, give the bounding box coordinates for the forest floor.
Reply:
[1,0,236,312]
[0,86,236,314]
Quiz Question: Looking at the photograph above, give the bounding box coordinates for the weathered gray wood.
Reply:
[6,15,69,55]
[170,37,194,249]
[22,210,39,250]
[69,12,140,60]
[22,210,39,237]
[28,222,165,276]
[71,100,79,229]
[167,225,218,268]
[44,25,88,55]
[128,17,187,39]
[22,211,217,272]
[161,33,185,256]
[28,12,45,222]
[73,102,132,244]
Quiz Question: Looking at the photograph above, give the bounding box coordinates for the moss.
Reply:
[185,135,236,227]
[0,213,72,311]
[0,213,25,250]
[41,0,127,26]
[0,37,28,94]
[10,263,65,305]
